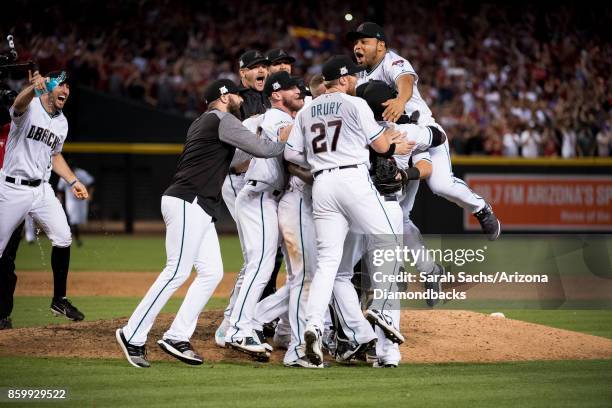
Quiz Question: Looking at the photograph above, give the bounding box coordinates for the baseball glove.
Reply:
[372,156,402,195]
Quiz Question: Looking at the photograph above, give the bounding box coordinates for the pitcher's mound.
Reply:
[1,310,611,364]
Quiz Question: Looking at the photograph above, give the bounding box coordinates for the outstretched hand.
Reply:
[71,182,89,200]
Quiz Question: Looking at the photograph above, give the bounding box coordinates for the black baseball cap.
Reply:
[346,22,386,42]
[321,55,365,81]
[204,79,245,104]
[357,80,397,121]
[264,71,300,96]
[239,50,270,69]
[266,48,296,64]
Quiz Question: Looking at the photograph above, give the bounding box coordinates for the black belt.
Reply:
[313,164,358,178]
[383,195,398,202]
[5,176,41,187]
[247,180,281,197]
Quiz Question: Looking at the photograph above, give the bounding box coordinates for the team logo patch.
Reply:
[340,66,348,75]
[392,60,405,66]
[219,86,228,94]
[239,60,244,68]
[273,82,281,90]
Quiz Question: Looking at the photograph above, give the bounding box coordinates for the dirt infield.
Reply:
[1,310,611,364]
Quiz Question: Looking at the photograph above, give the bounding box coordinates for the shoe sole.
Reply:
[227,343,270,362]
[157,340,203,366]
[304,330,323,366]
[366,311,405,344]
[115,329,149,368]
[284,359,324,369]
[51,308,84,321]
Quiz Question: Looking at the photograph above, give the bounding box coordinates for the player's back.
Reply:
[298,92,383,172]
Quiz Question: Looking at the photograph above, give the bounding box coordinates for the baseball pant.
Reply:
[226,185,281,342]
[0,180,71,257]
[220,173,248,329]
[122,196,223,346]
[400,180,436,275]
[334,198,403,362]
[306,165,401,332]
[24,215,36,243]
[427,138,485,213]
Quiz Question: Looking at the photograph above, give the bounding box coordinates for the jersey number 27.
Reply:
[311,120,342,154]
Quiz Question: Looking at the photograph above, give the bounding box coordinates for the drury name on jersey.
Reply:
[25,125,63,150]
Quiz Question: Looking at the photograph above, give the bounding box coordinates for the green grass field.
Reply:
[2,234,611,407]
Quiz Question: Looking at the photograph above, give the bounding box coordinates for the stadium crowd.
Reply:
[3,0,610,157]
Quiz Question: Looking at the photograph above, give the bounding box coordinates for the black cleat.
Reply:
[304,327,324,366]
[0,317,12,330]
[335,338,377,363]
[157,338,203,365]
[115,329,150,368]
[474,203,501,241]
[51,297,85,321]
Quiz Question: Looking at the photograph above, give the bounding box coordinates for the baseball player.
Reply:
[225,71,303,358]
[347,22,501,240]
[116,79,287,368]
[57,166,94,247]
[216,50,276,347]
[284,55,412,367]
[359,80,447,306]
[0,70,88,324]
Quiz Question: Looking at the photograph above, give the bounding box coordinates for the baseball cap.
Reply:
[321,55,365,81]
[264,71,300,96]
[265,48,296,64]
[356,80,397,121]
[346,22,386,42]
[239,50,270,69]
[204,79,245,104]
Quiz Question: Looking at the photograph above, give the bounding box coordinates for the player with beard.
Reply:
[116,79,288,368]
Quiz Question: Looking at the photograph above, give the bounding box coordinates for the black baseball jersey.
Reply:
[164,110,285,220]
[240,88,270,119]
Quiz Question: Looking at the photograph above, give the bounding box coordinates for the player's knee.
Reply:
[50,232,72,248]
[427,176,454,197]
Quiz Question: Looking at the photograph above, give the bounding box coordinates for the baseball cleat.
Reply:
[262,319,278,339]
[373,359,398,368]
[424,264,445,307]
[0,317,12,330]
[272,332,291,350]
[228,337,270,361]
[254,329,274,353]
[284,357,324,369]
[51,297,85,321]
[304,326,324,366]
[473,203,501,241]
[365,310,405,344]
[115,328,150,368]
[157,338,203,365]
[335,338,377,363]
[215,323,227,348]
[322,327,337,356]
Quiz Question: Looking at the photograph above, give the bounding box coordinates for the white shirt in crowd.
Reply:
[502,132,520,157]
[561,129,577,158]
[520,129,541,158]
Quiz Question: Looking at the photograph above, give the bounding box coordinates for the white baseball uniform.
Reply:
[57,168,94,225]
[226,107,293,342]
[285,92,402,333]
[357,50,485,213]
[219,115,261,331]
[0,98,72,258]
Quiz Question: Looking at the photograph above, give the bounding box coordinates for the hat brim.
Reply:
[346,31,374,42]
[270,56,297,64]
[244,57,271,69]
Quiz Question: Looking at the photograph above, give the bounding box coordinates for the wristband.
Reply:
[69,179,78,187]
[380,143,396,158]
[403,167,421,180]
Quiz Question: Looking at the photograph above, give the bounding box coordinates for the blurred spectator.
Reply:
[519,124,542,158]
[595,123,611,157]
[1,0,609,157]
